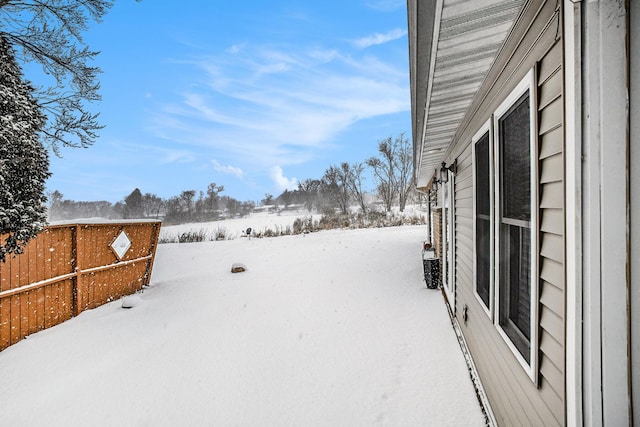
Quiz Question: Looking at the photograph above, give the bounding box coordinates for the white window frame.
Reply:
[492,69,539,381]
[441,171,456,307]
[471,120,494,319]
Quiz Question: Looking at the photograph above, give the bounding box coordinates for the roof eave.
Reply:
[407,0,437,187]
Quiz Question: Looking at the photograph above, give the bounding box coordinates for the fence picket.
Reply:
[0,221,160,351]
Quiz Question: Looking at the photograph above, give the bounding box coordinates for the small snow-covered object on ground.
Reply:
[121,295,143,309]
[231,263,246,273]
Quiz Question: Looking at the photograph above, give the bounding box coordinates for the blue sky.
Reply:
[45,0,410,204]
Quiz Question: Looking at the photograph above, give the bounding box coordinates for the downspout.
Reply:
[563,0,583,425]
[416,186,432,243]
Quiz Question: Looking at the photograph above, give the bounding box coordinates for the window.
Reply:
[471,70,538,378]
[473,125,492,313]
[497,91,533,363]
[494,70,538,374]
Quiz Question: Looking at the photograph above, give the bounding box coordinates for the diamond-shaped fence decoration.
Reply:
[111,231,132,260]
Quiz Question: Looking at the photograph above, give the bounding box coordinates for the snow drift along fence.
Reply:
[0,221,161,351]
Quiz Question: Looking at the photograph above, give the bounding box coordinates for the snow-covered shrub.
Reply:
[178,229,208,243]
[213,226,227,241]
[262,227,276,238]
[0,35,50,262]
[293,216,314,234]
[318,214,351,230]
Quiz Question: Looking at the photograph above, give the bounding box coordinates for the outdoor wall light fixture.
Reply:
[439,159,457,184]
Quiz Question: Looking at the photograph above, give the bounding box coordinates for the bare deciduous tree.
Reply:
[321,164,350,215]
[366,137,398,212]
[0,0,122,152]
[142,193,164,219]
[347,162,368,214]
[180,190,196,221]
[395,132,413,212]
[206,182,224,217]
[298,179,321,212]
[366,133,413,212]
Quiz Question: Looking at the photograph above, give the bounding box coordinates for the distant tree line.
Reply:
[47,133,417,225]
[47,183,256,224]
[274,132,415,215]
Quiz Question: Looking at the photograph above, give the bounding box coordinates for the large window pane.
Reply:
[499,224,531,362]
[476,218,491,307]
[499,93,530,222]
[475,132,491,308]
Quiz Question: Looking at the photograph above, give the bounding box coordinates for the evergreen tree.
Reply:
[0,35,50,261]
[123,188,143,218]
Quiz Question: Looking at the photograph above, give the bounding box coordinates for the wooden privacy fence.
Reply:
[0,221,161,351]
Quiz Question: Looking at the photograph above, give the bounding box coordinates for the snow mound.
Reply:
[121,295,143,309]
[231,263,247,273]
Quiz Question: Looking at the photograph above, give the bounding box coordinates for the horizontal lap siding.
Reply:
[456,145,556,425]
[446,1,565,425]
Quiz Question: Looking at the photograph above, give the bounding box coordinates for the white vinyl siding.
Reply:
[446,1,565,425]
[535,39,565,421]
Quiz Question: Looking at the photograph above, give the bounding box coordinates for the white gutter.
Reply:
[418,0,444,187]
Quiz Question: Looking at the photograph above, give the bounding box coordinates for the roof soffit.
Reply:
[414,0,524,188]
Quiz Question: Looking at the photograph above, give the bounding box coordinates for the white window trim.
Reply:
[471,120,494,320]
[492,69,539,382]
[448,173,455,308]
[441,174,455,307]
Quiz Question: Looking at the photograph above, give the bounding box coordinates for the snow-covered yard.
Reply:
[158,210,324,242]
[0,225,484,426]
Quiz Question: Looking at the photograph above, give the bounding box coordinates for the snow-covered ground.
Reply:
[159,210,323,241]
[0,225,484,426]
[158,205,429,242]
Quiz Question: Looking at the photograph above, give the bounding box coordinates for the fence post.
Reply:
[143,223,160,286]
[71,225,79,317]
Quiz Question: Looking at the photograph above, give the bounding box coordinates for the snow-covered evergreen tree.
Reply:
[0,34,50,262]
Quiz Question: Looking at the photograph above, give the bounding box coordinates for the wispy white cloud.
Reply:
[212,159,244,179]
[226,43,246,55]
[270,166,298,192]
[365,0,404,12]
[123,141,196,166]
[352,28,408,48]
[149,38,409,180]
[161,149,196,165]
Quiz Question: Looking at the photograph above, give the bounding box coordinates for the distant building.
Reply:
[252,205,277,214]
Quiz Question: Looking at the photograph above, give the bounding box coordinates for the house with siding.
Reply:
[407,0,638,425]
